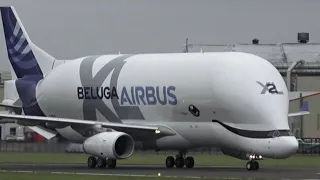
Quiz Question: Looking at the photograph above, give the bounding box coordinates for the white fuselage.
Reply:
[35,52,298,159]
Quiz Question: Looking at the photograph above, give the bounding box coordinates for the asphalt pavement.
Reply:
[0,163,319,180]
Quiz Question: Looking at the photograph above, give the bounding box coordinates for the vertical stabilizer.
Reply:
[0,6,55,79]
[0,6,56,116]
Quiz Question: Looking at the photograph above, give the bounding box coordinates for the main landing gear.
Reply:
[165,151,195,168]
[87,156,117,169]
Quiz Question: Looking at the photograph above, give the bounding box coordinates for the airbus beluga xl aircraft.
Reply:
[0,6,308,171]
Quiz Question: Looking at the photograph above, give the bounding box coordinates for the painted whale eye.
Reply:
[189,105,200,117]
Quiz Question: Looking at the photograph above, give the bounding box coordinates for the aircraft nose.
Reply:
[284,137,299,155]
[273,136,298,158]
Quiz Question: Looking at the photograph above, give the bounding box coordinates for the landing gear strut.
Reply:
[87,156,117,169]
[165,150,195,168]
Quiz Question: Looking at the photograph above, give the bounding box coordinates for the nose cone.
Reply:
[273,136,299,158]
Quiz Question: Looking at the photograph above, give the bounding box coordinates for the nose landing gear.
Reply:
[246,160,259,171]
[246,154,262,171]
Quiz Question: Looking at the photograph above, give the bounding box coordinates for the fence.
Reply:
[1,139,320,155]
[0,141,222,154]
[0,141,68,153]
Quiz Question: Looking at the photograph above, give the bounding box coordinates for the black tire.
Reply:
[175,157,185,168]
[165,156,175,168]
[246,161,253,171]
[253,161,259,170]
[107,159,117,169]
[185,156,194,168]
[87,156,97,168]
[97,158,107,168]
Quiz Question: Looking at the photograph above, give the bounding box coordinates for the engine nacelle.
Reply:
[221,148,249,160]
[83,131,134,159]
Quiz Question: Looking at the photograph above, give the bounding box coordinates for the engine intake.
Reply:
[83,131,134,159]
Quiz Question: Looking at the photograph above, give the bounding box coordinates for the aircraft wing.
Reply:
[0,103,20,109]
[28,126,57,139]
[288,101,310,117]
[288,111,310,117]
[0,113,175,139]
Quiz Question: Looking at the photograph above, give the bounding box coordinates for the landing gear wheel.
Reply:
[175,157,185,168]
[185,156,194,168]
[166,156,175,168]
[87,156,97,168]
[246,161,253,171]
[107,159,117,168]
[253,161,259,170]
[96,158,107,168]
[246,161,259,171]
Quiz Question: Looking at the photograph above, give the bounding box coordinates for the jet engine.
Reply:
[83,131,135,159]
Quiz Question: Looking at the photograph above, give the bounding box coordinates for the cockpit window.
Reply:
[267,131,274,137]
[239,129,292,139]
[273,130,280,137]
[266,130,291,138]
[212,120,293,139]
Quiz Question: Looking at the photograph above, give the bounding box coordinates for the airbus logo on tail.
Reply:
[256,81,284,95]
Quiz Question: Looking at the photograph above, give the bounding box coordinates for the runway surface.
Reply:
[0,163,319,180]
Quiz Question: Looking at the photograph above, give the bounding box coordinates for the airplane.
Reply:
[297,138,320,151]
[0,6,309,171]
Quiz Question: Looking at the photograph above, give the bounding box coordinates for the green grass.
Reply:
[0,172,227,180]
[0,152,319,168]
